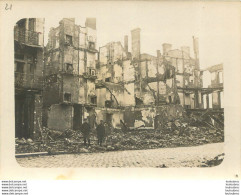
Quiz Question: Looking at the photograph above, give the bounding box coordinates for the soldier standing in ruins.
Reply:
[96,120,105,146]
[81,118,91,147]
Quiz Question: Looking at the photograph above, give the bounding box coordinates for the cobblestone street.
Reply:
[16,143,224,168]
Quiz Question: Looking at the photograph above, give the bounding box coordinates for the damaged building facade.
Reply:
[14,18,224,138]
[14,18,45,139]
[96,28,203,129]
[96,39,135,128]
[202,64,224,109]
[43,18,98,131]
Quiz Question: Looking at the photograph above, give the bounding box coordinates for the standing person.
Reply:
[81,118,91,147]
[104,122,112,144]
[96,120,105,146]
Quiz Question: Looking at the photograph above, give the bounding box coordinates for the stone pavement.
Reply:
[16,143,224,168]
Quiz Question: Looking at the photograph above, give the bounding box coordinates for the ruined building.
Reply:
[96,28,199,129]
[202,64,224,109]
[14,18,45,138]
[163,37,202,109]
[96,39,135,128]
[14,18,224,139]
[43,18,98,130]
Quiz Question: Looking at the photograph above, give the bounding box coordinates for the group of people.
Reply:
[80,118,111,147]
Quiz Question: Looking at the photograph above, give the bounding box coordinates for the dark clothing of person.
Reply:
[81,122,91,146]
[96,123,105,146]
[84,137,90,147]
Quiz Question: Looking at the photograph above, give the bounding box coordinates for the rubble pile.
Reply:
[15,129,83,154]
[15,138,46,154]
[15,118,224,154]
[106,121,224,151]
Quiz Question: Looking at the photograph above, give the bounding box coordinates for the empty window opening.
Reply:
[28,18,35,31]
[64,93,71,102]
[89,42,95,50]
[135,97,143,106]
[66,63,73,71]
[88,68,96,76]
[91,96,97,104]
[15,53,24,60]
[16,63,24,73]
[105,77,111,82]
[105,100,113,108]
[30,64,34,74]
[66,35,73,45]
[168,96,172,103]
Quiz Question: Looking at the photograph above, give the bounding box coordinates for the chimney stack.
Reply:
[131,28,141,60]
[193,36,199,59]
[124,35,128,53]
[157,50,161,59]
[85,18,96,30]
[193,36,200,69]
[162,43,172,55]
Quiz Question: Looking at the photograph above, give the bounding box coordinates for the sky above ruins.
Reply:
[43,2,239,70]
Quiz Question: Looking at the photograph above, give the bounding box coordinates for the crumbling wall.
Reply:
[142,91,155,105]
[46,18,97,77]
[43,75,61,107]
[104,83,124,107]
[95,108,123,128]
[124,107,135,127]
[87,52,96,68]
[176,75,183,87]
[63,75,80,103]
[96,88,106,107]
[47,27,60,49]
[190,94,195,108]
[99,42,127,65]
[86,26,97,42]
[123,105,186,129]
[97,65,108,81]
[33,94,43,139]
[123,83,135,106]
[47,104,73,131]
[140,59,157,78]
[35,18,45,46]
[86,80,96,104]
[123,60,135,106]
[79,27,86,47]
[78,51,85,75]
[212,91,220,109]
[208,64,223,87]
[111,42,126,62]
[156,104,184,120]
[45,47,61,75]
[178,92,184,106]
[95,108,105,123]
[78,77,86,104]
[135,107,156,128]
[99,47,108,65]
[155,104,185,129]
[64,46,74,63]
[112,111,124,128]
[113,63,122,83]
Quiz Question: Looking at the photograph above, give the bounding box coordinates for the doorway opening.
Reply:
[73,105,82,130]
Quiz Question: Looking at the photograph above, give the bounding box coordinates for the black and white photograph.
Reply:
[14,16,225,168]
[0,1,240,179]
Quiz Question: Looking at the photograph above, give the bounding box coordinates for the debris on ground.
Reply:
[15,116,224,155]
[198,153,225,167]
